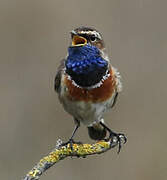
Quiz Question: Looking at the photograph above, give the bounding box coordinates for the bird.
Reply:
[54,26,126,153]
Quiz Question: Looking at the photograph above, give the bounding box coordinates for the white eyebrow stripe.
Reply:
[78,30,102,39]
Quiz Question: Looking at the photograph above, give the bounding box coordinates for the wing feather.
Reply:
[54,59,65,93]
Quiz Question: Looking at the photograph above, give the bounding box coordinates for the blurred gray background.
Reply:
[0,0,167,180]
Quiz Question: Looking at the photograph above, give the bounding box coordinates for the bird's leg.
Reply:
[62,119,81,151]
[100,121,127,153]
[111,92,118,108]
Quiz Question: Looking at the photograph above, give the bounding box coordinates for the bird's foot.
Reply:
[62,139,82,152]
[109,132,127,154]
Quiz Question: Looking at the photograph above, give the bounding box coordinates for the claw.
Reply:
[110,133,127,153]
[61,139,74,151]
[62,139,83,152]
[99,121,127,153]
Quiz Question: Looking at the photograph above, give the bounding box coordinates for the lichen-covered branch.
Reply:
[23,136,126,180]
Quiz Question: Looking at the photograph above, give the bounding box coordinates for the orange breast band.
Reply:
[64,70,116,103]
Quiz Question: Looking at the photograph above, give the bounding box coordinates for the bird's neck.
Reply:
[65,45,109,88]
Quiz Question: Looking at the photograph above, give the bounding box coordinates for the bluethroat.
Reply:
[54,26,126,152]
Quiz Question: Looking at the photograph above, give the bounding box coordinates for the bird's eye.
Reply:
[90,35,96,42]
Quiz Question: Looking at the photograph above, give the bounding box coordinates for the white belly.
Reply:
[59,92,115,126]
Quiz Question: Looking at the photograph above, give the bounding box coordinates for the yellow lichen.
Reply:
[23,139,120,180]
[28,169,40,177]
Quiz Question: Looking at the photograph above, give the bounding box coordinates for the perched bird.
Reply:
[55,26,126,152]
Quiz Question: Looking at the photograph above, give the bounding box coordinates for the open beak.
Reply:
[72,35,87,47]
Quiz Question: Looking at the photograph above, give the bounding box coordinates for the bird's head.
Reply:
[70,26,105,50]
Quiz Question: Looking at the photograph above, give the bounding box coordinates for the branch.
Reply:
[23,136,125,180]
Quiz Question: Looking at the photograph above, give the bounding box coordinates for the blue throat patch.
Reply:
[65,45,108,87]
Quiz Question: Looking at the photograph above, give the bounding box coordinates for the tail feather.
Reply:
[87,124,107,140]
